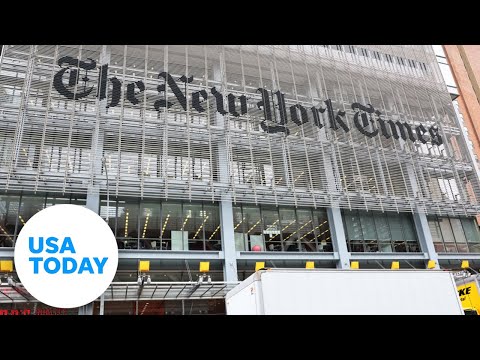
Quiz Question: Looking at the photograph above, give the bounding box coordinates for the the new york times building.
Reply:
[0,45,479,314]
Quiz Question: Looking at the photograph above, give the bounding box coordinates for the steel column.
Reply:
[327,207,350,269]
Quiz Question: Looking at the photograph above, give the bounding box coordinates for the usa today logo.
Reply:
[14,204,118,309]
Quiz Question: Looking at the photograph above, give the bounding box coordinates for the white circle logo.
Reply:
[14,204,118,308]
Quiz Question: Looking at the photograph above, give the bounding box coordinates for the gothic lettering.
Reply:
[53,56,96,100]
[52,57,446,147]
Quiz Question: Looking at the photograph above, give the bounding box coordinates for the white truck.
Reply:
[226,268,464,315]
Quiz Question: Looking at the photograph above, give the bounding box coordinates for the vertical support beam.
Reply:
[86,45,110,214]
[220,198,238,281]
[406,157,438,268]
[213,56,238,282]
[327,207,350,269]
[412,212,439,268]
[82,46,110,315]
[307,77,348,267]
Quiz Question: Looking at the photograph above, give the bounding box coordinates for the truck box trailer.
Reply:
[455,273,480,315]
[226,268,464,315]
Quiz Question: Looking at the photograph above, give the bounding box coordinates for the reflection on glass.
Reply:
[428,216,445,252]
[313,209,331,252]
[163,203,183,250]
[17,195,44,237]
[139,201,160,250]
[280,208,298,252]
[297,209,315,252]
[0,195,18,247]
[117,199,139,249]
[262,209,281,252]
[204,204,221,251]
[184,203,203,250]
[243,206,263,251]
[343,209,420,253]
[233,206,247,251]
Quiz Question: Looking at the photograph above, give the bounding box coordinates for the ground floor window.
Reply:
[101,197,221,251]
[427,215,480,253]
[232,204,332,252]
[0,192,86,247]
[342,209,420,253]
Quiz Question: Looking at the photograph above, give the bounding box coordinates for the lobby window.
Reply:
[428,215,480,253]
[139,201,161,249]
[17,195,45,237]
[107,198,222,251]
[0,193,86,247]
[162,202,183,250]
[0,194,19,247]
[233,204,331,252]
[117,199,140,249]
[343,209,420,253]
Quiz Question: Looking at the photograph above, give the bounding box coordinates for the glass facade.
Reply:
[233,204,331,252]
[101,198,222,251]
[428,215,480,253]
[0,193,86,247]
[2,45,480,315]
[3,191,480,257]
[343,209,420,253]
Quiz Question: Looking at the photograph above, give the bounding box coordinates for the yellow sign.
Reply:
[0,260,13,272]
[457,280,480,315]
[138,260,150,272]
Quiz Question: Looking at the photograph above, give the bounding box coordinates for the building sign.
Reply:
[53,56,443,146]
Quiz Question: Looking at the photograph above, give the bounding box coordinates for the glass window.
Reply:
[262,208,281,252]
[451,218,468,252]
[401,214,417,241]
[462,218,480,253]
[344,210,420,253]
[203,204,221,251]
[233,206,247,251]
[344,210,363,240]
[17,195,45,236]
[427,216,480,253]
[374,212,392,252]
[373,212,390,240]
[139,201,161,250]
[360,211,376,240]
[162,202,184,250]
[360,211,378,252]
[279,208,298,252]
[183,203,204,250]
[297,209,316,252]
[117,199,139,249]
[439,63,457,89]
[0,194,19,247]
[243,206,263,251]
[312,209,331,252]
[438,217,456,252]
[428,216,445,252]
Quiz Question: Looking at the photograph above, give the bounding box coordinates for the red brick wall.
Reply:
[444,45,480,163]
